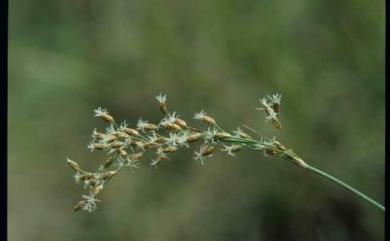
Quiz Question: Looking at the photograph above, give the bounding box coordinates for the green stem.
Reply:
[305,164,385,212]
[220,136,384,212]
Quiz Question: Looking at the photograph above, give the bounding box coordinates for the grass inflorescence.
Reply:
[67,93,384,213]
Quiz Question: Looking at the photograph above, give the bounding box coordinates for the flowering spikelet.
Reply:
[156,93,168,115]
[94,107,115,123]
[137,118,157,132]
[268,93,281,113]
[88,142,106,151]
[78,195,101,213]
[257,94,282,130]
[159,112,183,131]
[194,145,215,165]
[187,132,202,143]
[92,128,106,141]
[194,110,216,125]
[175,118,187,128]
[66,158,81,172]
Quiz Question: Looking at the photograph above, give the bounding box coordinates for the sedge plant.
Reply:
[66,93,385,213]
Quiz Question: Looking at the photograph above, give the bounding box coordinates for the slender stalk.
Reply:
[224,136,385,213]
[305,164,385,212]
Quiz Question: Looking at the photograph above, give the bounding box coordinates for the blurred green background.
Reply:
[8,0,385,240]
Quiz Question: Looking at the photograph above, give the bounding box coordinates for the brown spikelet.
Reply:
[144,123,158,131]
[175,118,187,128]
[155,137,167,144]
[132,141,145,150]
[105,135,117,143]
[129,152,143,160]
[100,114,115,123]
[144,142,159,149]
[94,143,106,150]
[73,201,84,212]
[93,131,106,140]
[92,185,104,195]
[102,157,114,169]
[67,158,81,172]
[110,142,123,149]
[202,146,215,156]
[165,123,182,131]
[187,133,202,142]
[202,116,215,125]
[124,128,140,137]
[103,170,118,181]
[271,102,280,113]
[163,146,178,153]
[272,119,282,130]
[113,131,128,139]
[159,104,168,115]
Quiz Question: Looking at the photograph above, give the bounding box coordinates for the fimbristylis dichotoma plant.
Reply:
[67,93,385,213]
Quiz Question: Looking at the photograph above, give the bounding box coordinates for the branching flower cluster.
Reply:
[66,93,307,212]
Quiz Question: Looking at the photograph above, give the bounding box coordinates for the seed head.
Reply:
[68,92,305,212]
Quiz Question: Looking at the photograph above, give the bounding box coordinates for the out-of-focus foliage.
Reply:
[9,0,384,240]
